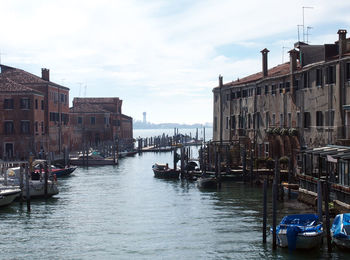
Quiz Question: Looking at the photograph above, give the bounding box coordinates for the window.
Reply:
[50,112,59,122]
[304,112,311,128]
[264,85,269,94]
[316,68,323,86]
[41,122,44,133]
[4,99,14,109]
[35,99,38,109]
[78,117,82,124]
[280,114,283,127]
[60,93,64,103]
[272,114,276,126]
[41,100,44,110]
[61,113,69,125]
[231,92,236,100]
[285,82,290,93]
[297,112,301,128]
[256,112,261,128]
[91,117,96,125]
[242,89,248,97]
[4,121,14,134]
[257,86,261,95]
[20,98,30,109]
[35,121,38,133]
[21,121,30,134]
[265,112,269,129]
[226,93,230,101]
[288,113,291,128]
[303,72,309,88]
[231,115,236,129]
[248,114,251,129]
[279,83,283,93]
[316,111,323,127]
[326,66,335,84]
[294,79,299,91]
[236,91,241,98]
[271,85,276,95]
[226,117,229,129]
[347,63,350,81]
[264,143,269,157]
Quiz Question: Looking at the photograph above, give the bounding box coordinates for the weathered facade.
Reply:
[69,98,133,152]
[0,65,70,159]
[213,30,350,165]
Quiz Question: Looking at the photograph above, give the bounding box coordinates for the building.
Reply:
[0,65,70,159]
[69,97,133,152]
[212,29,350,165]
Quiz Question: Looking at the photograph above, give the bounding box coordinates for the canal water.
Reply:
[1,150,350,259]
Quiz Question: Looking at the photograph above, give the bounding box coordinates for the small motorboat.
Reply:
[197,175,217,189]
[33,160,77,177]
[152,163,180,179]
[0,186,21,207]
[331,213,350,249]
[4,167,59,198]
[276,214,323,250]
[282,182,299,199]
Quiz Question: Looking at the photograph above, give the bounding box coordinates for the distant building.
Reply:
[0,65,70,159]
[69,97,133,152]
[143,112,146,123]
[212,29,350,165]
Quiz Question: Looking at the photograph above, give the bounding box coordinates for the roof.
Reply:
[73,97,121,104]
[70,103,110,113]
[0,74,43,95]
[0,64,69,90]
[214,62,292,90]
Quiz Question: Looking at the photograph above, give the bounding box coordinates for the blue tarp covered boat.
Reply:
[331,213,350,249]
[276,214,323,250]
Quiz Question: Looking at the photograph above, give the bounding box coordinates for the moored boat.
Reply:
[0,186,21,207]
[331,213,350,249]
[4,167,59,198]
[34,160,77,177]
[276,214,323,250]
[152,163,180,179]
[282,182,299,199]
[197,175,217,189]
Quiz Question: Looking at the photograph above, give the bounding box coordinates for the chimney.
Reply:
[261,48,269,77]
[41,68,50,81]
[289,49,299,74]
[219,74,223,87]
[338,29,347,58]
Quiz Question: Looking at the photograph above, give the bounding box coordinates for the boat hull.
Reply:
[277,230,323,249]
[153,169,180,179]
[0,189,21,207]
[197,177,217,189]
[52,167,77,177]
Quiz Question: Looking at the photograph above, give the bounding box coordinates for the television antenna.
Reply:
[302,6,313,42]
[306,26,313,43]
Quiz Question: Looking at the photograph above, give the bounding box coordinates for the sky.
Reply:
[1,0,350,124]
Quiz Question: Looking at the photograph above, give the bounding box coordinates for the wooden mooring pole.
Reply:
[317,180,323,221]
[25,165,31,212]
[263,179,267,244]
[323,181,332,252]
[272,180,277,250]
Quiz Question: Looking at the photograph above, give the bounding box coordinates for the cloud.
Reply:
[1,0,350,124]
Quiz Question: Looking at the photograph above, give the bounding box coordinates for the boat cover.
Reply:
[277,214,322,250]
[331,213,350,239]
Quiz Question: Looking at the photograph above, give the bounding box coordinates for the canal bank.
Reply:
[0,151,349,259]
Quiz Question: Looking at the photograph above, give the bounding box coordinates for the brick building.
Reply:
[0,65,70,159]
[212,29,350,165]
[69,97,133,152]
